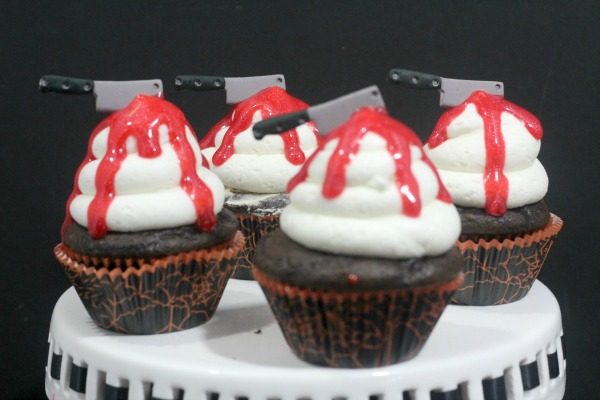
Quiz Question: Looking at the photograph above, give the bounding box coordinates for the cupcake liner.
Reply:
[452,214,563,306]
[231,212,280,280]
[54,231,245,334]
[253,267,463,368]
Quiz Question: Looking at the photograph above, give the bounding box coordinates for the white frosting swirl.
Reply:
[281,132,461,259]
[424,103,548,208]
[202,111,319,193]
[70,124,225,232]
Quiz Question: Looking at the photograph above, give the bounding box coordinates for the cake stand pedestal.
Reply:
[45,280,565,400]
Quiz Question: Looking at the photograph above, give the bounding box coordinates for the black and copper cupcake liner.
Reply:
[452,214,563,306]
[54,231,244,334]
[253,267,463,368]
[231,212,280,280]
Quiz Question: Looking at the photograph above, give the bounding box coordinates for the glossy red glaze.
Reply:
[66,95,215,239]
[427,91,542,216]
[200,87,319,166]
[201,153,210,168]
[288,107,451,217]
[347,273,360,285]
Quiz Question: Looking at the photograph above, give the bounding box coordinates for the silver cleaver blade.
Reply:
[39,75,163,112]
[253,85,385,139]
[387,68,504,107]
[93,80,163,112]
[225,75,285,104]
[174,74,285,104]
[439,77,504,107]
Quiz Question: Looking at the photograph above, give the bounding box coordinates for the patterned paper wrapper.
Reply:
[231,212,280,280]
[253,267,463,368]
[54,231,245,334]
[452,213,563,306]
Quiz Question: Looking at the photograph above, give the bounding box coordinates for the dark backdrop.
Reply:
[1,1,599,398]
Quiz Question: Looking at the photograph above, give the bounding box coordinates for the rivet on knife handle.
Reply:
[39,75,94,95]
[174,75,225,91]
[387,69,441,90]
[253,110,309,140]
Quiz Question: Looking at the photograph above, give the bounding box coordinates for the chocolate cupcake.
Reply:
[54,95,244,334]
[424,91,563,305]
[201,87,320,279]
[253,106,463,368]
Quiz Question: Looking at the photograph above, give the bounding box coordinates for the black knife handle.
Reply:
[387,69,441,90]
[39,75,94,94]
[174,75,225,91]
[253,110,310,140]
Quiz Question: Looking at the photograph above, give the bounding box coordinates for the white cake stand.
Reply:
[45,280,565,400]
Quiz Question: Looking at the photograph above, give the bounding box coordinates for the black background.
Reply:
[1,1,599,398]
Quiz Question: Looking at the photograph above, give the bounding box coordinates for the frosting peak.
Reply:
[67,95,224,238]
[425,91,548,215]
[201,87,320,193]
[289,107,451,215]
[281,107,460,259]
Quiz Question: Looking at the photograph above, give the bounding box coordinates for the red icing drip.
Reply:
[347,274,359,285]
[288,107,451,217]
[66,95,215,239]
[201,153,210,168]
[427,91,543,216]
[200,114,230,148]
[201,87,319,166]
